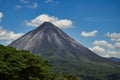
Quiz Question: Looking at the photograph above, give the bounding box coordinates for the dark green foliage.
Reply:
[0,44,80,80]
[0,44,120,80]
[106,74,120,80]
[55,73,81,80]
[80,74,100,80]
[0,44,55,80]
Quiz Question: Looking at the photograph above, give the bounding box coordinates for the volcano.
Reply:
[9,22,120,74]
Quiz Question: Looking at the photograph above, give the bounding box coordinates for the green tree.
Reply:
[0,44,55,80]
[55,73,81,80]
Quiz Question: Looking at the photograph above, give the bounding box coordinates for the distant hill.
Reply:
[108,57,120,63]
[9,22,120,79]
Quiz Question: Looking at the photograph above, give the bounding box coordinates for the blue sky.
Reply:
[0,0,120,58]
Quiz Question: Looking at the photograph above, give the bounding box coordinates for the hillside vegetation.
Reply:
[0,44,120,80]
[0,44,81,80]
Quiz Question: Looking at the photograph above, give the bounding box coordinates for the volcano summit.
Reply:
[9,22,120,74]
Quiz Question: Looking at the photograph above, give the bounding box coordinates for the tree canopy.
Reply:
[0,44,55,80]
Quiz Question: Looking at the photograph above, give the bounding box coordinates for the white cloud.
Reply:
[15,5,22,9]
[16,0,38,9]
[26,3,38,9]
[107,50,120,55]
[45,0,53,3]
[0,27,23,44]
[114,42,120,48]
[87,32,120,58]
[81,30,98,37]
[106,50,120,58]
[0,12,23,44]
[89,46,105,53]
[89,45,120,58]
[103,55,110,58]
[25,14,73,28]
[93,40,113,49]
[105,32,120,42]
[20,0,29,3]
[0,12,3,22]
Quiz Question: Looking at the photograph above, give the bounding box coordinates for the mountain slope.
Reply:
[9,22,106,61]
[109,57,120,63]
[9,22,120,75]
